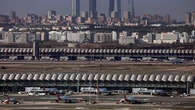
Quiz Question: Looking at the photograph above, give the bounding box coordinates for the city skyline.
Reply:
[0,0,195,21]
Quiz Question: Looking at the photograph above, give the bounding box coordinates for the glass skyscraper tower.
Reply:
[72,0,80,17]
[109,0,121,17]
[89,0,97,18]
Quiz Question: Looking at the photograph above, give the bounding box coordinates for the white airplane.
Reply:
[55,94,86,103]
[0,95,21,104]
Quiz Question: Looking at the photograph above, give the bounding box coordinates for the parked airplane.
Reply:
[138,89,169,96]
[169,58,184,64]
[55,94,86,103]
[0,95,21,104]
[118,95,149,104]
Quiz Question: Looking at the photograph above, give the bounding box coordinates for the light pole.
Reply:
[77,79,80,93]
[186,81,189,94]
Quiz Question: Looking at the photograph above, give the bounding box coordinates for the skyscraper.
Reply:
[123,11,131,19]
[81,11,88,18]
[185,11,195,25]
[131,0,135,18]
[72,0,80,17]
[48,10,56,19]
[127,0,131,12]
[192,11,195,26]
[89,0,97,18]
[185,12,192,25]
[10,11,16,19]
[115,0,121,15]
[109,0,114,17]
[123,0,131,20]
[109,0,121,18]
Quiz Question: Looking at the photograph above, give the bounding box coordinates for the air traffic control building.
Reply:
[0,72,194,93]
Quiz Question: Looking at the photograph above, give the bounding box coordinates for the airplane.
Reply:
[169,58,184,64]
[0,95,21,104]
[117,94,149,104]
[152,90,170,97]
[55,94,86,103]
[138,89,169,96]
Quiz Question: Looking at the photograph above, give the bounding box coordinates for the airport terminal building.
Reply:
[0,48,195,61]
[0,72,194,94]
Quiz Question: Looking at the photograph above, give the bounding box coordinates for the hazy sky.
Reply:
[0,0,195,21]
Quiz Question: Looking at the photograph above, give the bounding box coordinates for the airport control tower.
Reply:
[32,38,40,60]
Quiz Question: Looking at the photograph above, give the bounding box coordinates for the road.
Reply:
[0,60,194,65]
[0,60,195,73]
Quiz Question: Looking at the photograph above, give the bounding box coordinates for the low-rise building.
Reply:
[94,32,113,43]
[0,31,7,43]
[112,31,119,41]
[67,31,91,43]
[142,33,155,44]
[179,32,189,43]
[0,15,9,24]
[119,31,136,45]
[142,31,193,44]
[49,31,66,42]
[0,31,47,43]
[49,31,92,43]
[153,32,179,44]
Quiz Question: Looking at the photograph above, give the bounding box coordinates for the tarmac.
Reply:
[0,94,195,110]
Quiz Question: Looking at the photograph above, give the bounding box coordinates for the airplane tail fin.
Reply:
[56,94,61,101]
[43,86,46,92]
